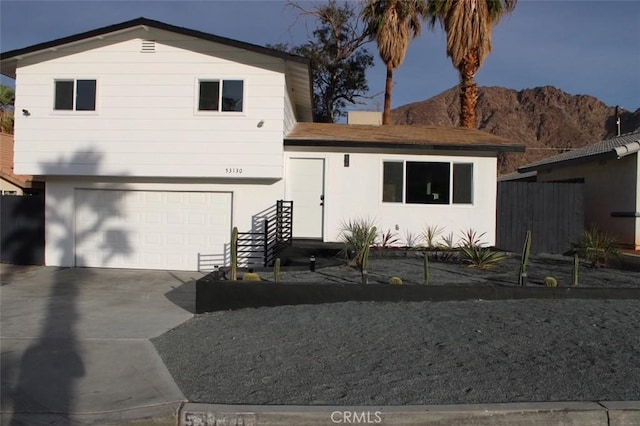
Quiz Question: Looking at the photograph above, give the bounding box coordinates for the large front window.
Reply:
[382,161,474,205]
[198,80,244,112]
[54,79,96,111]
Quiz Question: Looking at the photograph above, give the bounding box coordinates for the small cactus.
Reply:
[573,254,579,286]
[230,227,238,280]
[389,276,403,285]
[243,271,261,281]
[423,255,430,285]
[274,258,281,282]
[544,276,558,288]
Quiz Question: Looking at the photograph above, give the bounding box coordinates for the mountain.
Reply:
[391,86,640,174]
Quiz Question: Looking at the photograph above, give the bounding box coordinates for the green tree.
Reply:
[275,1,374,122]
[362,0,427,125]
[427,0,516,128]
[0,85,15,134]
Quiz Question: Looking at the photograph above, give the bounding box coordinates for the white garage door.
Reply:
[74,189,232,270]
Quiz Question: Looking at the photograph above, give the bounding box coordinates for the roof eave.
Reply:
[284,139,526,153]
[518,150,618,173]
[0,17,310,66]
[614,140,640,158]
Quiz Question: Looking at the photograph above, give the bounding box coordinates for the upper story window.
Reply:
[54,79,96,111]
[382,160,474,205]
[198,80,244,112]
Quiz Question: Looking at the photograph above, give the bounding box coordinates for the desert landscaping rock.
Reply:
[257,255,640,288]
[153,299,640,406]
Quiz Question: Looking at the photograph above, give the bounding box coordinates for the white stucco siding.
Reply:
[44,178,285,269]
[537,154,638,247]
[13,27,287,179]
[285,150,498,246]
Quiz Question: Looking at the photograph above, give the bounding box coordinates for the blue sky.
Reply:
[1,0,639,112]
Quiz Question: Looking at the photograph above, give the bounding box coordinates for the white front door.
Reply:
[288,158,325,238]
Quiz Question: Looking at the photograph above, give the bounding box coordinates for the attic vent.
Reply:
[141,40,156,53]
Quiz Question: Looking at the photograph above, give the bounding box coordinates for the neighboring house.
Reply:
[519,130,640,250]
[0,132,44,195]
[0,18,524,271]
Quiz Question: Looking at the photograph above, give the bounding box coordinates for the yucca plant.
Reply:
[571,226,621,268]
[458,228,487,248]
[461,246,507,270]
[377,228,399,249]
[422,224,444,249]
[338,218,378,272]
[404,230,419,248]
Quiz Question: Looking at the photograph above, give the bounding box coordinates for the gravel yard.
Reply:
[153,298,640,405]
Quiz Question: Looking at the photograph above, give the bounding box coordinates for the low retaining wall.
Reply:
[195,275,640,314]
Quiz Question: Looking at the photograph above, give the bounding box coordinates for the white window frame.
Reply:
[381,160,475,206]
[195,78,245,114]
[52,78,98,113]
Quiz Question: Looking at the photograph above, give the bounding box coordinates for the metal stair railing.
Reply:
[236,200,293,267]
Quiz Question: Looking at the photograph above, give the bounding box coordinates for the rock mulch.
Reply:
[153,299,640,405]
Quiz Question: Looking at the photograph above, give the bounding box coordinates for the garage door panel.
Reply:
[74,189,232,271]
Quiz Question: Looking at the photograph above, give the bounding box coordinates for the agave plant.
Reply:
[461,246,507,270]
[571,226,621,268]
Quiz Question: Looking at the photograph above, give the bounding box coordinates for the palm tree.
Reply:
[427,0,516,128]
[363,0,427,125]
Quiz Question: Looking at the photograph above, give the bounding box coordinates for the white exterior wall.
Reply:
[13,27,288,179]
[44,178,284,267]
[0,179,24,195]
[537,154,639,248]
[285,150,498,246]
[283,90,296,136]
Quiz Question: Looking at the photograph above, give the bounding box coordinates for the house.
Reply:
[1,132,44,195]
[519,130,640,250]
[0,18,524,271]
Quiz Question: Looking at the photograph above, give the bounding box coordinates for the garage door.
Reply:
[74,189,232,270]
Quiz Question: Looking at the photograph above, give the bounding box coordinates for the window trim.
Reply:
[195,78,245,114]
[381,160,475,206]
[53,78,98,113]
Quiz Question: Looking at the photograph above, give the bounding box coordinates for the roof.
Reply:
[0,133,43,190]
[519,130,640,172]
[0,17,313,121]
[285,123,526,152]
[497,170,538,182]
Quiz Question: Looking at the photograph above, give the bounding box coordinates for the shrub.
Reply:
[461,246,507,270]
[389,276,403,285]
[571,226,621,268]
[544,276,558,287]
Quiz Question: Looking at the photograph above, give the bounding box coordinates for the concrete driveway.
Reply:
[0,265,200,425]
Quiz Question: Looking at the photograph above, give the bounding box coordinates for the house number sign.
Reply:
[225,168,243,174]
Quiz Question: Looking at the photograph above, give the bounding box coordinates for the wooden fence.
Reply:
[0,194,45,265]
[496,182,584,254]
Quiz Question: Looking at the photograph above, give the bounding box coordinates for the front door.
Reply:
[288,158,325,239]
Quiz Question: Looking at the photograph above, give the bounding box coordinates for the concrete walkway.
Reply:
[0,265,200,425]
